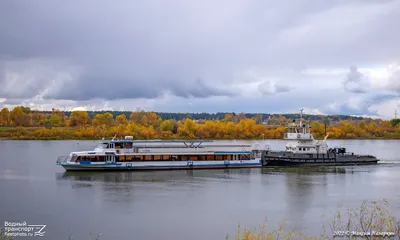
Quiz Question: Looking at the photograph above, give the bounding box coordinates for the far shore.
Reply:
[1,136,399,141]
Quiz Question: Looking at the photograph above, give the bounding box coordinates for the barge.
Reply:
[262,110,379,166]
[56,137,264,171]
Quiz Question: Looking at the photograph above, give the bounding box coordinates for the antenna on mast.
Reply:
[299,109,304,126]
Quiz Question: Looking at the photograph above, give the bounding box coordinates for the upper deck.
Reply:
[92,137,257,154]
[283,110,314,141]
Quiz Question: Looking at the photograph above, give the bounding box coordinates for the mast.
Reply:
[299,109,303,126]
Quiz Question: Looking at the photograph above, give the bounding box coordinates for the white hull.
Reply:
[59,159,262,171]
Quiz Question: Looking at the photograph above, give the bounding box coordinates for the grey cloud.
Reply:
[335,103,378,117]
[0,0,400,112]
[343,66,370,93]
[258,80,292,95]
[387,66,400,93]
[324,92,400,117]
[2,98,25,106]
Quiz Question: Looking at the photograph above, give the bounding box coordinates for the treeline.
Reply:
[0,106,400,140]
[34,109,364,122]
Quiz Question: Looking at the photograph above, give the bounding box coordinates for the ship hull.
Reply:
[262,152,379,167]
[59,160,262,171]
[262,159,379,167]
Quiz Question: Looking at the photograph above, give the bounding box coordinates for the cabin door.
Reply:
[105,153,115,163]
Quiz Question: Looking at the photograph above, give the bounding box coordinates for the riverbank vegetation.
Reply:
[228,199,399,240]
[1,106,400,140]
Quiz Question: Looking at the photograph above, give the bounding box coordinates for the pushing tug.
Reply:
[262,110,379,166]
[56,137,264,171]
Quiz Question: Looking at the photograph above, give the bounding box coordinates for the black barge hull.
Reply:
[262,159,379,167]
[261,151,379,167]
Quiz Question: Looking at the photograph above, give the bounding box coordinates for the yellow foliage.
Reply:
[1,106,400,140]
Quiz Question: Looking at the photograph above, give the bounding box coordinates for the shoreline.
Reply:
[1,125,400,141]
[1,137,399,141]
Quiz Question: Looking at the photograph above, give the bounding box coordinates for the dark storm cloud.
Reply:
[0,0,399,105]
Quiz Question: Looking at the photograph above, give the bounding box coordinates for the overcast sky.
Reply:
[1,0,400,119]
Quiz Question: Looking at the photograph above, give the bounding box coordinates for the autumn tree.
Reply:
[92,112,114,126]
[0,108,10,126]
[159,120,174,132]
[129,109,146,122]
[69,111,90,126]
[178,118,197,138]
[115,114,127,125]
[223,113,233,122]
[9,106,30,126]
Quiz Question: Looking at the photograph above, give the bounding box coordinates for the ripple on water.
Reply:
[0,170,35,180]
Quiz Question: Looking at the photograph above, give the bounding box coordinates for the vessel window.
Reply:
[189,155,198,161]
[207,155,214,160]
[115,142,124,149]
[125,155,135,161]
[117,155,125,162]
[216,155,224,160]
[125,142,133,148]
[71,155,79,162]
[143,155,152,161]
[81,156,91,162]
[98,143,108,149]
[153,155,162,161]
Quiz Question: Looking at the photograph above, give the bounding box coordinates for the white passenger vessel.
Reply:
[56,136,263,171]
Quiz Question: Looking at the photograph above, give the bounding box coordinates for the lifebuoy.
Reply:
[297,134,301,138]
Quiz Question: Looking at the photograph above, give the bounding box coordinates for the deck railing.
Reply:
[56,156,69,164]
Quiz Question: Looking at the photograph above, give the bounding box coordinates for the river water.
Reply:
[0,140,399,239]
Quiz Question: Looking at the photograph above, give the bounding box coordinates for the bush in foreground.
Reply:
[227,199,400,240]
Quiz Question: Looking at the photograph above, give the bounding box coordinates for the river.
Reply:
[0,140,399,239]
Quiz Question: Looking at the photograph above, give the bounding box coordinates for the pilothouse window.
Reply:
[97,143,108,149]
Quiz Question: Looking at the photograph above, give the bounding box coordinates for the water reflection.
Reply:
[259,166,352,232]
[261,166,349,175]
[56,168,256,183]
